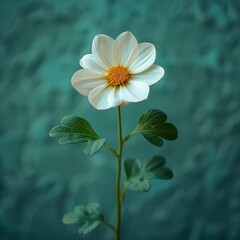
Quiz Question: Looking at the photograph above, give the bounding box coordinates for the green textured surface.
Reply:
[0,0,240,239]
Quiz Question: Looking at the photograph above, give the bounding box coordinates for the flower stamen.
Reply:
[106,65,131,86]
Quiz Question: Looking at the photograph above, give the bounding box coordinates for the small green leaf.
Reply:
[138,109,167,128]
[141,133,164,147]
[155,167,173,179]
[49,116,106,155]
[124,155,173,192]
[133,109,178,147]
[62,211,79,224]
[62,203,103,235]
[83,138,106,156]
[157,123,178,140]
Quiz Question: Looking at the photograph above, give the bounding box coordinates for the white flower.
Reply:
[71,31,164,110]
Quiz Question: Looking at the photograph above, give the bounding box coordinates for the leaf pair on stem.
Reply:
[49,109,177,155]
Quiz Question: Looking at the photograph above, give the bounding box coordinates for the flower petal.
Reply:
[113,31,138,66]
[107,88,123,108]
[131,64,164,85]
[128,43,156,74]
[80,54,106,74]
[88,85,113,110]
[92,34,114,69]
[120,81,150,102]
[71,69,106,96]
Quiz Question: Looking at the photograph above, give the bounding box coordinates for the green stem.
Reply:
[123,128,138,143]
[116,106,123,240]
[102,218,117,235]
[104,143,118,158]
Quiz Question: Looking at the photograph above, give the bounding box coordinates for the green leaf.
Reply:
[124,155,173,192]
[62,202,103,235]
[83,138,106,156]
[134,109,178,146]
[139,109,167,128]
[49,116,106,155]
[157,123,178,140]
[141,133,164,147]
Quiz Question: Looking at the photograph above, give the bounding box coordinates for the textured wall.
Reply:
[0,0,240,239]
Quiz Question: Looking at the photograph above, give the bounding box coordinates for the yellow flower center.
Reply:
[106,65,131,86]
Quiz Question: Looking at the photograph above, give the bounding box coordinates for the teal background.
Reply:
[0,0,240,239]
